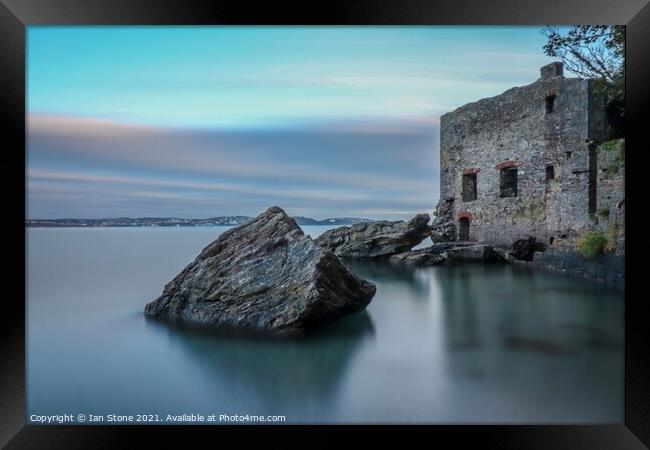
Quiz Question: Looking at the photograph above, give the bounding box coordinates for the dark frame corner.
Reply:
[2,0,648,448]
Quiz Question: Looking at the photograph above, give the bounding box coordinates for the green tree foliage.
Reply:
[542,26,625,137]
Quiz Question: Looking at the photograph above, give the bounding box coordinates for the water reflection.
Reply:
[433,264,623,355]
[27,228,624,423]
[144,312,375,419]
[342,257,431,296]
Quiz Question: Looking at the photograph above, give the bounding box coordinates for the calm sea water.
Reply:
[26,226,624,424]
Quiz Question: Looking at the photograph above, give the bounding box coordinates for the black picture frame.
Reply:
[2,0,648,448]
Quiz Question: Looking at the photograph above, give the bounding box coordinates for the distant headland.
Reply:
[25,216,373,228]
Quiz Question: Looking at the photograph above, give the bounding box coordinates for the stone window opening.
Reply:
[499,167,518,197]
[565,151,572,160]
[546,165,555,181]
[545,94,556,114]
[549,236,555,245]
[462,173,477,202]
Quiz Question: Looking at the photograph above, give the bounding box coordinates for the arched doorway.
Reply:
[459,217,470,241]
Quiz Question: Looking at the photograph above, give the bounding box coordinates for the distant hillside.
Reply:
[293,216,371,226]
[25,216,373,228]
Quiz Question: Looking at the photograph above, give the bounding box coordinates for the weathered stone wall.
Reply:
[594,138,625,255]
[528,247,624,290]
[436,63,607,247]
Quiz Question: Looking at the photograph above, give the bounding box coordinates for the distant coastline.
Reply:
[25,216,373,228]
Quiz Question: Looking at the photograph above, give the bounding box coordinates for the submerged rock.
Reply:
[389,248,447,266]
[144,206,376,335]
[511,237,537,261]
[493,246,515,263]
[446,244,498,264]
[315,214,431,258]
[389,242,473,266]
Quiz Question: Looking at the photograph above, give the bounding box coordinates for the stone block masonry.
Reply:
[435,62,609,248]
[530,247,624,290]
[431,62,624,288]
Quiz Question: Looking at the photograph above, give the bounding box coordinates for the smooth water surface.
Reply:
[27,227,624,423]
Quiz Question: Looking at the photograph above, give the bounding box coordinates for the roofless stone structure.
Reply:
[432,62,622,248]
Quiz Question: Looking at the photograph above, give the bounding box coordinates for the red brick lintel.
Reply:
[495,160,518,170]
[458,211,473,220]
[463,168,480,175]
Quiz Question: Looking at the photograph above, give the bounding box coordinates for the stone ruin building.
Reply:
[431,62,625,259]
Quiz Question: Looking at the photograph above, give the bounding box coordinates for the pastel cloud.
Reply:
[27,114,439,220]
[26,26,558,219]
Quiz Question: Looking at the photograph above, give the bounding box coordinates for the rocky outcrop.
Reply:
[511,237,537,261]
[446,244,498,264]
[389,249,447,266]
[430,198,456,242]
[315,214,431,258]
[510,237,547,261]
[144,206,376,335]
[389,242,476,266]
[493,246,515,263]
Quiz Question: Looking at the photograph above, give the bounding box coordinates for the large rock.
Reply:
[144,206,376,335]
[315,214,431,258]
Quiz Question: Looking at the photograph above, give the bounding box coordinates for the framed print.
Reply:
[2,0,648,448]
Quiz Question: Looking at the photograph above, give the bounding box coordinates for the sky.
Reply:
[27,26,558,220]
